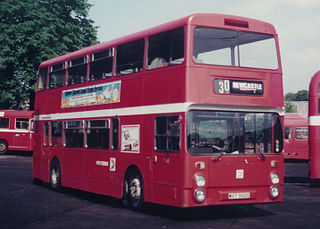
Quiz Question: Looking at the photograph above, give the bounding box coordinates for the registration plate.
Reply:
[228,192,251,200]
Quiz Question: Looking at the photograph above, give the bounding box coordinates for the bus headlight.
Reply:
[270,186,280,199]
[194,188,206,203]
[195,174,206,187]
[270,173,280,184]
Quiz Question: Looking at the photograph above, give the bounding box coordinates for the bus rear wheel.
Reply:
[126,173,144,210]
[0,140,8,155]
[50,159,61,191]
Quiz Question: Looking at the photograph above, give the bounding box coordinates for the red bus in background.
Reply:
[33,13,284,209]
[284,113,308,160]
[0,110,34,154]
[309,71,320,180]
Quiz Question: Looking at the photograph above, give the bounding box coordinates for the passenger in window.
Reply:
[212,138,224,152]
[193,55,204,63]
[149,57,168,69]
[168,120,179,136]
[168,118,180,151]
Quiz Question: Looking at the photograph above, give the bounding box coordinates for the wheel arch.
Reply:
[0,139,9,154]
[122,164,144,198]
[48,155,62,183]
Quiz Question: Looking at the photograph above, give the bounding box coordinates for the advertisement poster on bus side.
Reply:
[61,81,121,108]
[121,125,140,153]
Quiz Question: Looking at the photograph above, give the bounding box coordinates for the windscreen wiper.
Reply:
[211,145,225,161]
[256,147,265,161]
[212,152,224,161]
[211,137,236,161]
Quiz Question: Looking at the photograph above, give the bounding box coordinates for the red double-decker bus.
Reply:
[309,71,320,180]
[284,113,308,160]
[33,13,284,209]
[0,110,34,154]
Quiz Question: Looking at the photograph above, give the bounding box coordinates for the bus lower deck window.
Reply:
[86,119,110,149]
[111,118,119,150]
[16,118,29,129]
[64,120,84,148]
[51,121,63,147]
[0,118,9,129]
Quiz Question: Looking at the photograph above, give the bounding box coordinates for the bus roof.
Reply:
[39,13,277,68]
[0,110,34,118]
[309,71,320,97]
[284,113,308,126]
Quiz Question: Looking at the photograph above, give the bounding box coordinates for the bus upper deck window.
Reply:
[89,48,113,81]
[67,56,88,85]
[193,27,278,70]
[116,39,145,75]
[37,67,48,91]
[49,62,66,89]
[147,27,184,70]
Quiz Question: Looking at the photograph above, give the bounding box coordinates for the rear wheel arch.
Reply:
[49,157,62,191]
[123,165,145,210]
[0,139,8,155]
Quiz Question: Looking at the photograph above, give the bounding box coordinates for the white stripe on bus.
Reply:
[309,116,320,126]
[36,102,283,121]
[0,129,32,133]
[37,103,193,121]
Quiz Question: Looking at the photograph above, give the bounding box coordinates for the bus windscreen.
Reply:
[188,111,283,155]
[193,27,278,70]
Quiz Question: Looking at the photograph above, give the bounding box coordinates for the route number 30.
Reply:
[217,79,230,94]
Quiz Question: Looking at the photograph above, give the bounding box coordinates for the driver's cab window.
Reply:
[285,127,292,139]
[155,115,181,152]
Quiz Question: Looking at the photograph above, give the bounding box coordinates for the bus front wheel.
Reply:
[0,140,8,155]
[126,173,144,210]
[50,159,61,191]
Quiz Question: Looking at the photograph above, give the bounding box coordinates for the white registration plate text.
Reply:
[228,192,250,200]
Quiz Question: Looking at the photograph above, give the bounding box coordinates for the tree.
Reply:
[284,92,296,101]
[295,90,308,101]
[0,0,98,110]
[284,90,308,101]
[285,101,296,113]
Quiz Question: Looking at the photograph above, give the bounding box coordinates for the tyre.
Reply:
[0,140,8,155]
[50,159,61,191]
[127,172,144,210]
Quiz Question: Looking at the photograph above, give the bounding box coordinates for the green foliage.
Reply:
[0,0,98,110]
[284,90,308,101]
[295,90,309,101]
[285,101,296,113]
[284,92,296,101]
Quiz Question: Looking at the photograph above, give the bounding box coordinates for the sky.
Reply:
[88,0,320,94]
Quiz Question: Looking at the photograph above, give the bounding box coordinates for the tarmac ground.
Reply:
[0,153,319,229]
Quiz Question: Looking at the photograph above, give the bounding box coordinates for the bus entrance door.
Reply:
[152,152,181,205]
[13,131,29,150]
